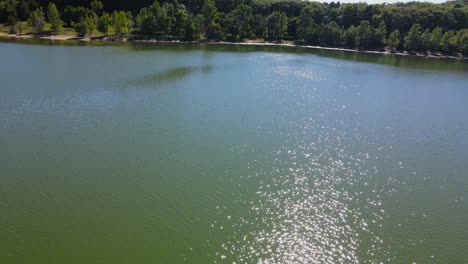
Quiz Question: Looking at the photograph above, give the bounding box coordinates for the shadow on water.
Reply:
[1,37,467,72]
[126,65,213,88]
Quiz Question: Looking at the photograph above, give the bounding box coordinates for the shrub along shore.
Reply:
[1,0,467,58]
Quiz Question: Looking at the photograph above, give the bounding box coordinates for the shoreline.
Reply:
[1,32,465,60]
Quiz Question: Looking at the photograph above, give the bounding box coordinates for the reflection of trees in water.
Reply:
[127,65,213,87]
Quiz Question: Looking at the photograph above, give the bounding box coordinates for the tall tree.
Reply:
[47,3,62,34]
[28,7,45,34]
[298,5,319,44]
[83,14,97,37]
[455,29,468,56]
[387,30,400,51]
[173,7,188,39]
[0,0,18,24]
[357,20,373,48]
[201,0,222,40]
[319,21,342,46]
[404,23,422,52]
[201,0,218,27]
[90,0,103,16]
[253,14,266,39]
[113,10,131,38]
[373,21,387,47]
[227,3,254,41]
[97,11,111,36]
[343,25,359,48]
[439,30,457,54]
[429,27,443,51]
[266,11,288,41]
[63,6,86,27]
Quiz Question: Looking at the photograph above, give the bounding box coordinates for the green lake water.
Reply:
[1,38,468,263]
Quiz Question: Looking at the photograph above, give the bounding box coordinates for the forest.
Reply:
[1,0,467,56]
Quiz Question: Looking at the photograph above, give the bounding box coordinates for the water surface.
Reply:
[1,38,468,263]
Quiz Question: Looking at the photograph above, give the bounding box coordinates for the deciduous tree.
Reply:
[47,3,62,34]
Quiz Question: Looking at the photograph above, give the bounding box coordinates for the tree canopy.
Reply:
[1,0,467,56]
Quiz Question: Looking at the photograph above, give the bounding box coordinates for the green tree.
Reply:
[136,1,173,38]
[74,18,87,37]
[97,11,112,36]
[429,27,443,51]
[404,23,422,52]
[63,6,86,27]
[320,21,342,46]
[439,30,457,54]
[373,21,387,47]
[137,2,160,36]
[201,0,222,40]
[193,14,204,39]
[205,21,223,40]
[113,10,131,38]
[298,5,319,44]
[420,28,431,52]
[357,20,373,48]
[343,25,359,48]
[455,29,468,56]
[125,11,134,29]
[266,11,288,41]
[84,15,97,37]
[227,4,254,41]
[184,14,196,40]
[0,0,18,24]
[47,3,62,34]
[28,7,45,34]
[173,8,188,39]
[387,30,400,51]
[161,2,174,36]
[253,14,266,39]
[90,0,103,16]
[201,0,218,27]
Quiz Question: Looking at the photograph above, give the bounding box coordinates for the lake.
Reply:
[1,38,468,263]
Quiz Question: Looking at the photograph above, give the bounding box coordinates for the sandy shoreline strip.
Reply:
[1,32,465,60]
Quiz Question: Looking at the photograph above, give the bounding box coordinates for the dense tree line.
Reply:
[1,0,467,56]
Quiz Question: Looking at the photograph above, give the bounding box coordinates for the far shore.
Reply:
[1,32,465,60]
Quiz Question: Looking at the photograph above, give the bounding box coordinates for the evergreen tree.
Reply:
[387,30,400,51]
[429,27,443,51]
[420,28,431,52]
[404,24,422,52]
[440,30,456,54]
